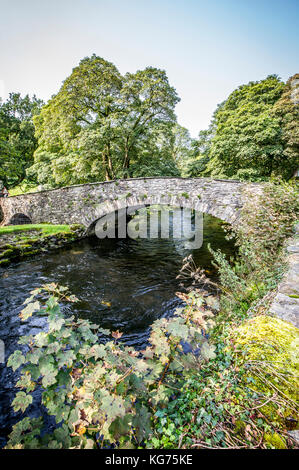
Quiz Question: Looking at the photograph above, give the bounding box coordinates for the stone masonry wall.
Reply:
[0,177,263,229]
[269,223,299,328]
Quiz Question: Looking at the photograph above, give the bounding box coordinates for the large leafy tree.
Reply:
[203,75,286,179]
[29,55,180,186]
[0,93,43,187]
[272,73,299,178]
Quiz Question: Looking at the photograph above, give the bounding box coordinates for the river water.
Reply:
[0,213,235,446]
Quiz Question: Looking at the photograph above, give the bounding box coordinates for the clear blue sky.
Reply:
[0,0,298,136]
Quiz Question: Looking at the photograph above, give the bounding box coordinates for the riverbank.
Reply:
[0,224,86,266]
[2,182,298,449]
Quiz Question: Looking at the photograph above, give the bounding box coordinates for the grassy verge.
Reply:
[0,224,73,237]
[0,223,85,266]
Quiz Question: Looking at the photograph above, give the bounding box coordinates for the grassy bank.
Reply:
[0,224,73,237]
[0,223,85,266]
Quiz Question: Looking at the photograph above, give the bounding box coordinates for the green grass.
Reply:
[0,224,72,237]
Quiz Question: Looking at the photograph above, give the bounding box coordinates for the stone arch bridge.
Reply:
[0,177,263,230]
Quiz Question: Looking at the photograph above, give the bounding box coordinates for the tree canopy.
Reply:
[1,62,297,189]
[28,55,181,186]
[0,93,43,187]
[204,75,286,179]
[272,73,299,178]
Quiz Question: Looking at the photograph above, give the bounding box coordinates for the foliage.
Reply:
[185,129,214,177]
[148,315,298,449]
[27,55,181,186]
[0,93,44,187]
[185,75,298,181]
[6,285,216,449]
[209,181,299,320]
[233,315,299,427]
[205,75,286,179]
[272,73,299,179]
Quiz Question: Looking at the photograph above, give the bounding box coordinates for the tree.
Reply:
[0,93,43,187]
[29,55,180,186]
[204,75,286,179]
[185,128,214,177]
[272,73,299,178]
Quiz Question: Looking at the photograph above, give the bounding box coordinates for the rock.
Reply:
[269,235,299,328]
[288,430,299,446]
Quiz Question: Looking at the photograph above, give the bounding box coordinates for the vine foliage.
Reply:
[6,283,215,449]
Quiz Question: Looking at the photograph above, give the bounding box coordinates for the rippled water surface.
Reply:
[0,214,235,446]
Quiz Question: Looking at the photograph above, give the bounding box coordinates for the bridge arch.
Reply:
[0,177,262,229]
[7,213,32,225]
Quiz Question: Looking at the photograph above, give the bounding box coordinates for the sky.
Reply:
[0,0,298,136]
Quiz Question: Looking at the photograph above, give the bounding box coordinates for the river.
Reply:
[0,212,235,446]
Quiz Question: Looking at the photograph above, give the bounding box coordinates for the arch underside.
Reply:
[83,195,240,232]
[7,213,32,225]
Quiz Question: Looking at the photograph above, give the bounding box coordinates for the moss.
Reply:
[2,244,14,250]
[264,432,287,449]
[234,315,299,427]
[181,192,189,199]
[17,244,32,250]
[0,249,14,258]
[23,250,39,257]
[0,258,9,266]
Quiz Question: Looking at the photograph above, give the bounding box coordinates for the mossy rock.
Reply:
[69,224,84,231]
[2,244,14,250]
[264,432,287,449]
[17,244,32,250]
[23,250,39,257]
[0,258,9,266]
[234,315,299,428]
[0,249,15,258]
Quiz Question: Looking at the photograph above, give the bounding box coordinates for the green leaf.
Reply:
[19,301,40,321]
[201,342,216,361]
[42,370,58,388]
[12,391,33,413]
[7,350,26,371]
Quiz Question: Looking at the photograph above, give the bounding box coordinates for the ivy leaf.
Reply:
[7,350,26,371]
[109,414,132,438]
[12,391,33,413]
[53,424,72,448]
[47,342,62,354]
[26,349,43,365]
[112,330,123,340]
[23,288,42,305]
